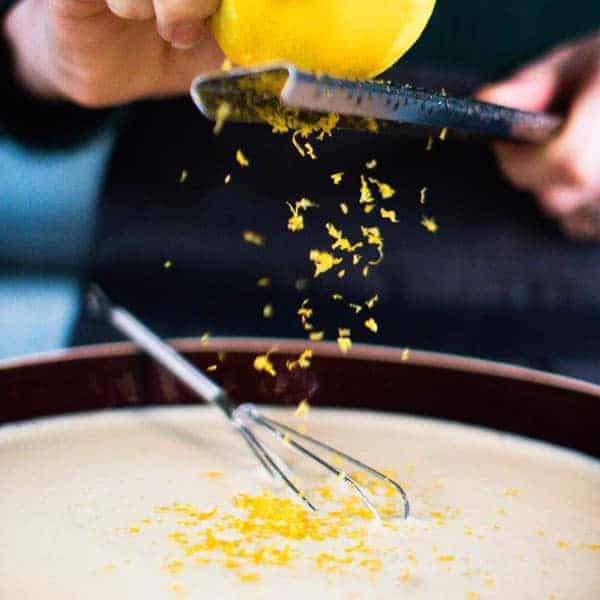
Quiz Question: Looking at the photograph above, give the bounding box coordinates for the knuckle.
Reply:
[106,0,154,20]
[57,74,116,108]
[536,187,580,217]
[554,156,592,189]
[49,0,97,17]
[154,0,218,22]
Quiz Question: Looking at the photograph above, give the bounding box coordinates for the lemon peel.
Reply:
[211,0,437,79]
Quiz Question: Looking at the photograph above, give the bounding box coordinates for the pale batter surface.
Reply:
[1,406,598,599]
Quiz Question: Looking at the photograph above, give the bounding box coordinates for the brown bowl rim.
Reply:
[1,337,599,398]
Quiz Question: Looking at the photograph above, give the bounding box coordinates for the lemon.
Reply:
[211,0,436,79]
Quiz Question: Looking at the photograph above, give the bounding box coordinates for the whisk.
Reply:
[87,285,409,521]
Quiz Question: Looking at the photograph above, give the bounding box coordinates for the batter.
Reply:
[1,406,598,599]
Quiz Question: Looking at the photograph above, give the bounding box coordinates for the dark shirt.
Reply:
[2,1,600,381]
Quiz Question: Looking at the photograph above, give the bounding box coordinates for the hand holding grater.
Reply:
[191,63,563,143]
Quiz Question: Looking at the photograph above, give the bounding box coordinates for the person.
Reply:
[2,1,600,382]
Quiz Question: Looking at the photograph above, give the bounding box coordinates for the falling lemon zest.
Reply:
[359,175,375,205]
[244,230,264,246]
[364,318,378,333]
[287,350,313,371]
[361,226,384,265]
[421,216,438,233]
[365,295,379,309]
[253,348,278,377]
[214,102,232,135]
[304,143,317,160]
[295,399,311,417]
[236,148,250,167]
[326,223,363,253]
[368,177,395,199]
[380,208,398,223]
[309,250,343,277]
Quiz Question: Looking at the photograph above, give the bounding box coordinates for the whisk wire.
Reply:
[253,410,410,519]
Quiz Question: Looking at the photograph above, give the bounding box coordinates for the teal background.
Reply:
[0,129,114,358]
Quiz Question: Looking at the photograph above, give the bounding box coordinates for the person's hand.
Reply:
[3,0,225,107]
[477,33,600,240]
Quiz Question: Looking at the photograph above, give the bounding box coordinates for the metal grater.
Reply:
[191,63,563,144]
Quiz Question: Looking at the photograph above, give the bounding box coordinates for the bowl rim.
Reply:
[1,337,599,398]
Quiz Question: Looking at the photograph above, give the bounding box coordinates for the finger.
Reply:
[535,73,600,215]
[476,61,562,112]
[156,30,225,93]
[105,0,155,19]
[560,203,600,241]
[153,0,220,48]
[49,0,107,18]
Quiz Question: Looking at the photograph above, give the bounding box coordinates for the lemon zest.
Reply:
[304,143,317,160]
[361,226,384,265]
[380,208,398,223]
[421,216,438,233]
[325,223,363,253]
[253,348,278,377]
[243,230,264,246]
[287,350,313,371]
[309,250,343,277]
[365,294,379,309]
[236,148,250,167]
[359,175,375,205]
[295,399,311,417]
[368,177,395,199]
[214,102,232,135]
[364,318,378,333]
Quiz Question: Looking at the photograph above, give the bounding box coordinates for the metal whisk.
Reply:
[87,286,409,521]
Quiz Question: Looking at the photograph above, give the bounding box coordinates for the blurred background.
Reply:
[0,128,114,359]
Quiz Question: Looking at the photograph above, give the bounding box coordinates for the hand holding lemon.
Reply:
[4,0,435,105]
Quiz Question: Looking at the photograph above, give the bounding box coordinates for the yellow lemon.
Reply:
[211,0,436,79]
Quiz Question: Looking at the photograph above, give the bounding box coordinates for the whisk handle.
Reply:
[86,285,235,418]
